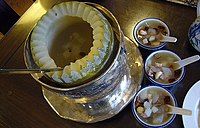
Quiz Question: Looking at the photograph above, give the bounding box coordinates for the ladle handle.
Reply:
[177,55,200,69]
[0,68,62,74]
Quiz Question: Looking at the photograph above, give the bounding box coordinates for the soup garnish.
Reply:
[135,89,173,125]
[137,25,167,47]
[147,53,181,84]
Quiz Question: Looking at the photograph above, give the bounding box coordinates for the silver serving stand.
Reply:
[24,2,144,123]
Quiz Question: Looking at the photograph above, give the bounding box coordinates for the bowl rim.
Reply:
[144,50,185,87]
[132,85,177,127]
[133,17,170,50]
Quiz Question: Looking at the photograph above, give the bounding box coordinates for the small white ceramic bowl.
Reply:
[133,18,170,50]
[132,86,176,127]
[145,50,185,87]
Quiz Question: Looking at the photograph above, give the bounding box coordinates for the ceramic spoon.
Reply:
[156,32,177,43]
[164,104,192,116]
[169,55,200,70]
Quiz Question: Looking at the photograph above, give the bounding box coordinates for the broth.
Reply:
[147,53,182,84]
[47,16,93,68]
[137,23,168,47]
[135,88,174,125]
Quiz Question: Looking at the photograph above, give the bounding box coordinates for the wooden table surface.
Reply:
[0,0,199,128]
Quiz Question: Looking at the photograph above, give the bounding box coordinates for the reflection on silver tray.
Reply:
[166,0,197,7]
[24,2,144,123]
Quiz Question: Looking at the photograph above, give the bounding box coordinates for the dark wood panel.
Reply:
[0,0,19,34]
[0,32,3,40]
[5,0,34,16]
[0,0,59,68]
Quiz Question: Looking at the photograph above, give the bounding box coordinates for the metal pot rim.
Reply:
[24,2,123,92]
